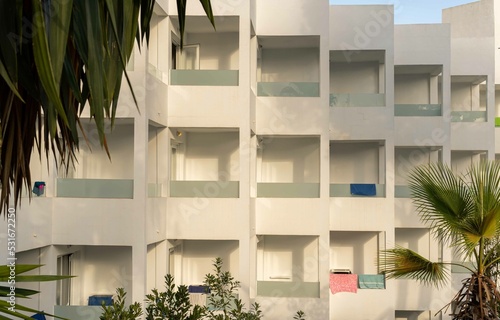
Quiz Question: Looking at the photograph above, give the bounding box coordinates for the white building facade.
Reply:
[2,0,500,319]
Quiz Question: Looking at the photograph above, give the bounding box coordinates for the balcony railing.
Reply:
[394,185,412,198]
[329,93,385,107]
[257,281,320,298]
[170,70,239,86]
[257,183,320,198]
[54,306,103,320]
[170,181,239,198]
[257,82,320,97]
[451,111,486,122]
[394,104,442,117]
[57,179,133,199]
[329,184,385,197]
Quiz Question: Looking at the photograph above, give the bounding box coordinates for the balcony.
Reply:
[330,50,386,107]
[257,136,320,198]
[394,65,442,117]
[257,235,319,298]
[329,93,385,107]
[394,104,442,117]
[330,141,385,198]
[170,129,240,198]
[451,75,487,122]
[257,36,320,98]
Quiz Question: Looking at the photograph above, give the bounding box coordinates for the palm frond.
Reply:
[380,247,449,287]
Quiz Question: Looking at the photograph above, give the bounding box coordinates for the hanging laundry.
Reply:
[329,273,358,294]
[32,181,46,197]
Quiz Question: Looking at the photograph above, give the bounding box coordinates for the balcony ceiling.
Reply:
[395,65,442,76]
[451,75,487,85]
[171,16,239,33]
[330,50,385,63]
[258,36,320,49]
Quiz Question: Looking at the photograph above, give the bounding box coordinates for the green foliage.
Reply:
[100,288,142,320]
[379,161,500,319]
[145,274,205,320]
[103,258,306,320]
[0,264,72,319]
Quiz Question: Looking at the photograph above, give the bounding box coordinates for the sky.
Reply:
[329,0,479,24]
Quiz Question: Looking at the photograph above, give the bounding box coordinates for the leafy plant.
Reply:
[293,310,306,320]
[100,287,142,320]
[0,264,72,319]
[203,257,262,320]
[145,274,205,320]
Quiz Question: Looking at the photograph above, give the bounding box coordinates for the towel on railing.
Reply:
[350,183,376,196]
[31,314,47,320]
[358,274,385,289]
[329,273,358,294]
[33,181,46,197]
[88,295,113,306]
[188,285,210,293]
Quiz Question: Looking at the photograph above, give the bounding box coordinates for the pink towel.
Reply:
[329,273,358,294]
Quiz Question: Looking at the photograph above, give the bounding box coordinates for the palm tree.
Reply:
[380,161,500,319]
[0,0,214,215]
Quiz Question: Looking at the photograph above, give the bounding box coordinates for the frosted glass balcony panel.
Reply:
[257,82,319,97]
[170,181,239,198]
[394,185,412,198]
[451,111,486,122]
[329,184,385,197]
[257,183,320,198]
[330,93,385,107]
[57,179,133,199]
[170,70,239,86]
[54,306,103,320]
[257,281,320,298]
[394,104,442,116]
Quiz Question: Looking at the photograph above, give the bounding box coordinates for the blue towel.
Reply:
[31,314,47,320]
[188,285,210,293]
[358,274,385,289]
[350,183,376,196]
[88,295,113,306]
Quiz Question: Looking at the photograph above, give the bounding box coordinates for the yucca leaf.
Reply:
[0,286,39,298]
[31,0,68,131]
[0,264,42,278]
[0,59,23,102]
[0,0,18,84]
[48,0,73,84]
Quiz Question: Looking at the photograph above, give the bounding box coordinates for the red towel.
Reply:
[329,273,358,294]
